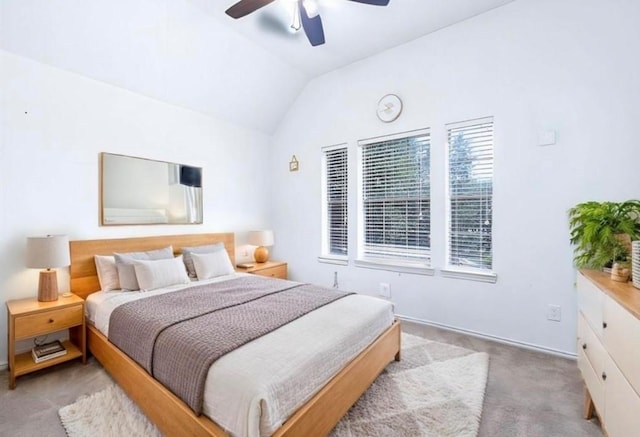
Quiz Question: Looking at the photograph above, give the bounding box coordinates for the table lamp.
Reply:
[248,230,274,263]
[26,235,70,302]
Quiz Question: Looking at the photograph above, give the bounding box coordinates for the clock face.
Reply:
[376,94,402,122]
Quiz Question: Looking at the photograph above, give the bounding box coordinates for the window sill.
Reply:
[354,259,435,276]
[317,255,349,266]
[440,268,497,283]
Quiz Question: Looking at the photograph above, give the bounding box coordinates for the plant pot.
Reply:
[615,233,633,257]
[611,263,630,282]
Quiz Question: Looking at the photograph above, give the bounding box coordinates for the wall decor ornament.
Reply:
[289,155,299,172]
[376,94,403,123]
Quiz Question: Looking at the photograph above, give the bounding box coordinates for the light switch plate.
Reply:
[538,130,557,146]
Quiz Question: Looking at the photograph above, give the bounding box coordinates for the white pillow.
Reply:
[114,246,174,291]
[191,251,235,281]
[132,256,190,292]
[181,242,226,278]
[94,255,120,291]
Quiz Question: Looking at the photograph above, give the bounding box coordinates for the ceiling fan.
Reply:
[225,0,390,47]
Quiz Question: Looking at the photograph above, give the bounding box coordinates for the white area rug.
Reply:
[59,384,162,437]
[59,333,489,437]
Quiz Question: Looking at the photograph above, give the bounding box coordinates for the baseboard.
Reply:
[396,314,577,360]
[0,361,7,371]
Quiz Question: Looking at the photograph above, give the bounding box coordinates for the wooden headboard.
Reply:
[70,233,235,300]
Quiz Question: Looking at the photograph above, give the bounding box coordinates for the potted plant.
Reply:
[568,200,640,281]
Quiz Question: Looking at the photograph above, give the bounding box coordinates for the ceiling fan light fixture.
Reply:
[302,0,319,18]
[290,1,302,31]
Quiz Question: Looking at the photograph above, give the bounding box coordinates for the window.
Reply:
[320,144,348,262]
[357,129,431,271]
[445,117,495,279]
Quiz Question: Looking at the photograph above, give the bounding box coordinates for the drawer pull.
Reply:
[582,343,587,350]
[602,322,607,329]
[602,372,607,381]
[48,318,54,323]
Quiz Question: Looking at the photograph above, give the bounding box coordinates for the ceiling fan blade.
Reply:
[300,3,325,46]
[347,0,390,6]
[225,0,277,19]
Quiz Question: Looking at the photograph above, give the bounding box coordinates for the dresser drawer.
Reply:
[577,272,604,339]
[604,296,640,395]
[578,311,607,417]
[578,312,607,381]
[603,352,640,437]
[578,342,605,417]
[14,305,83,340]
[252,265,287,279]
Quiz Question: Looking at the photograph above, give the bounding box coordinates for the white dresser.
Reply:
[577,269,640,437]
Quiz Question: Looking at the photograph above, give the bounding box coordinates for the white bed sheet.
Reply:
[86,274,395,437]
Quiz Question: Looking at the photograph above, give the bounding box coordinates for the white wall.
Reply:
[269,0,640,355]
[0,50,272,365]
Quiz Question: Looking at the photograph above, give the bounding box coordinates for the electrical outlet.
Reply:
[379,282,391,298]
[547,304,561,322]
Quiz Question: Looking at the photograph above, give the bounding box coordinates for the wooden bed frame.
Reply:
[70,233,401,437]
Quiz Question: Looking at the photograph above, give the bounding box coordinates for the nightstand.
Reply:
[6,294,86,389]
[237,261,288,279]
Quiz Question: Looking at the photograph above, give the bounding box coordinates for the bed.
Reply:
[70,233,401,437]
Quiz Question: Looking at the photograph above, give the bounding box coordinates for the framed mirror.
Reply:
[100,153,203,225]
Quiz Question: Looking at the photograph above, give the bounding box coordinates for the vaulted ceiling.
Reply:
[1,0,515,134]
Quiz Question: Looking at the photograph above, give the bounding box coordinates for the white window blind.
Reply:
[446,117,494,271]
[322,145,348,257]
[358,129,431,265]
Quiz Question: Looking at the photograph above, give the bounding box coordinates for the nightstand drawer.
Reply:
[14,305,83,340]
[252,265,287,279]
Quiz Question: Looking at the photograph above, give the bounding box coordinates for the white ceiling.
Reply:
[1,0,515,133]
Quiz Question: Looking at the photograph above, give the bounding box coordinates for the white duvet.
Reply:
[86,273,395,437]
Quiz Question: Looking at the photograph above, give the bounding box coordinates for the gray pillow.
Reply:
[114,246,174,291]
[181,242,225,278]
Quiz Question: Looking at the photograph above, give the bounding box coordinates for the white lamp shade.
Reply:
[248,230,274,247]
[26,235,70,269]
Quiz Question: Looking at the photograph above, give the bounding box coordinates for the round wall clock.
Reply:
[376,94,403,123]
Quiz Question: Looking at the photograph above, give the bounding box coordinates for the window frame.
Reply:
[356,128,434,275]
[319,143,349,265]
[443,116,497,283]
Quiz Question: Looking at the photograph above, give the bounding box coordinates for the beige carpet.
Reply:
[59,333,489,437]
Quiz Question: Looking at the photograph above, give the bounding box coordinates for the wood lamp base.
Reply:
[254,246,270,263]
[38,269,59,302]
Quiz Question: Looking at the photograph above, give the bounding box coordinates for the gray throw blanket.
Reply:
[109,275,353,415]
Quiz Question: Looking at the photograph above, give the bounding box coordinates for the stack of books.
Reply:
[32,340,67,363]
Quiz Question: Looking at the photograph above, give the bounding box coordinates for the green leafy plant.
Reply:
[568,200,640,268]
